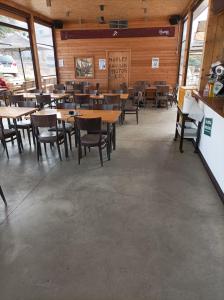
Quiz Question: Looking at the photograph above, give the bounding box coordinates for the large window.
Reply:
[0,14,35,89]
[34,22,56,88]
[186,0,208,87]
[178,18,188,86]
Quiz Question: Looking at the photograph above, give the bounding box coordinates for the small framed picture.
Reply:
[99,58,106,70]
[152,57,159,69]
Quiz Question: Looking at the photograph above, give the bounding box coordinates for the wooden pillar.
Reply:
[28,15,42,89]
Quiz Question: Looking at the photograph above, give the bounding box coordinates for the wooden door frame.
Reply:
[106,49,131,90]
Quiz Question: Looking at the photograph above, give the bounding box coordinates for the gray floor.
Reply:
[0,108,224,300]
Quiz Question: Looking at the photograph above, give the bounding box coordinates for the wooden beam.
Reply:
[28,15,42,89]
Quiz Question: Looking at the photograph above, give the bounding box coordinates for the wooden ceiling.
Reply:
[13,0,192,23]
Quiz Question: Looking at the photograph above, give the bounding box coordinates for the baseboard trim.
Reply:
[198,149,224,204]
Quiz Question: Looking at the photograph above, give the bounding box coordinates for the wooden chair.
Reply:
[104,95,123,123]
[0,185,7,206]
[31,114,64,161]
[123,96,139,124]
[156,85,170,109]
[145,89,156,107]
[0,117,21,159]
[52,102,77,149]
[74,94,91,109]
[75,117,109,166]
[8,95,24,106]
[36,94,51,109]
[154,81,167,86]
[54,84,65,91]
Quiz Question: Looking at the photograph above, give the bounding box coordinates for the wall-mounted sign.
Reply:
[58,59,64,68]
[152,57,159,69]
[61,27,175,40]
[99,58,106,70]
[204,118,213,136]
[74,56,94,79]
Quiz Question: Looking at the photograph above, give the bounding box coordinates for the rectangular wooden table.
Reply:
[75,93,129,101]
[0,106,37,153]
[34,108,121,158]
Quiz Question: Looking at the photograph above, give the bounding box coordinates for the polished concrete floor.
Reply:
[0,108,224,300]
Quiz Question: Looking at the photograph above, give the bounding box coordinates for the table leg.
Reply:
[13,119,23,153]
[194,121,202,153]
[112,123,116,150]
[62,120,69,158]
[107,123,111,160]
[174,109,180,141]
[179,115,185,153]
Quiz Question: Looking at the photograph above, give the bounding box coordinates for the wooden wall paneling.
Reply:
[200,0,224,91]
[55,21,180,89]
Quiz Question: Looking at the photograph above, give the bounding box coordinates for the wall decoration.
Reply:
[152,57,159,69]
[74,57,94,78]
[204,118,213,137]
[99,58,106,70]
[58,59,64,68]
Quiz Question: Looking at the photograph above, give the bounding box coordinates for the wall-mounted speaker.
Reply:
[169,15,181,25]
[53,20,63,29]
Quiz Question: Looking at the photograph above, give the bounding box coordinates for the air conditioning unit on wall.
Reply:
[109,20,128,29]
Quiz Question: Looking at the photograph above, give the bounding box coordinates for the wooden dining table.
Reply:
[0,106,37,153]
[33,108,121,159]
[75,93,129,101]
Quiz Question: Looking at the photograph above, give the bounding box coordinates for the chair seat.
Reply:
[0,128,16,139]
[81,134,106,146]
[38,131,64,143]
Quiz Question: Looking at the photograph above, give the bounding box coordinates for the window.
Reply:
[186,0,209,87]
[178,18,188,86]
[34,22,56,88]
[0,14,35,89]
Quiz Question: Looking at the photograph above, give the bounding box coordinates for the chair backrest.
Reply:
[66,84,74,91]
[76,117,101,133]
[36,94,51,107]
[31,114,57,128]
[89,89,97,95]
[92,103,113,110]
[104,95,121,110]
[156,85,169,96]
[65,80,74,85]
[57,102,76,109]
[154,81,167,86]
[30,89,41,93]
[54,84,65,91]
[75,94,90,105]
[9,95,24,105]
[18,101,36,108]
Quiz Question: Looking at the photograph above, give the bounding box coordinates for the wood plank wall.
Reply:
[55,20,180,89]
[200,6,224,91]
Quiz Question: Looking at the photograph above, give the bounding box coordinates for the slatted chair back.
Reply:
[18,101,36,108]
[36,94,51,109]
[54,84,65,91]
[104,95,121,110]
[76,117,101,134]
[31,114,57,129]
[75,94,90,108]
[9,95,24,106]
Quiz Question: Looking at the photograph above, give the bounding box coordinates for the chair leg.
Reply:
[78,144,82,164]
[44,143,47,153]
[99,145,103,167]
[0,186,7,206]
[57,142,62,161]
[3,140,9,159]
[84,146,87,156]
[68,132,72,151]
[37,142,40,161]
[31,127,35,146]
[136,110,139,124]
[27,128,31,147]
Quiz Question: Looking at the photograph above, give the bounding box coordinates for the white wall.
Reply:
[198,100,224,192]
